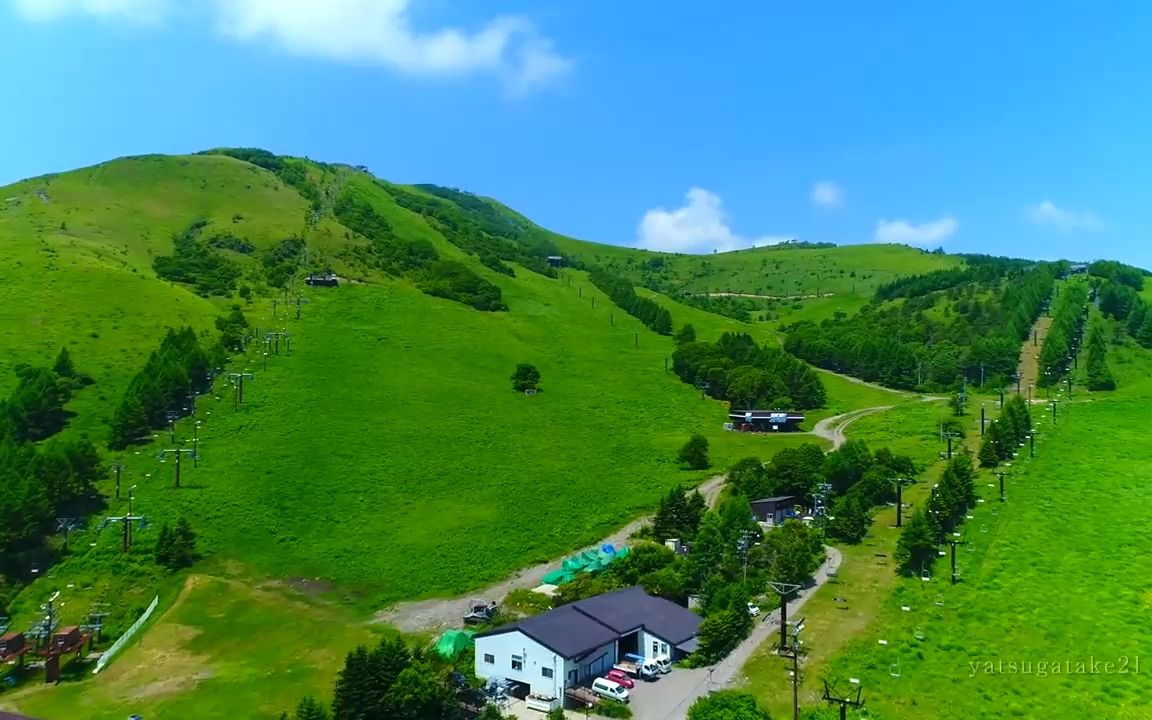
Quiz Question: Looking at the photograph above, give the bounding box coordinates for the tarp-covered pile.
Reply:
[540,543,630,585]
[435,629,475,659]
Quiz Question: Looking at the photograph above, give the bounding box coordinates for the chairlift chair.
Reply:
[889,659,902,678]
[914,626,925,641]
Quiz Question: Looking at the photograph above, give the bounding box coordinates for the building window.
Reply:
[512,655,524,671]
[652,641,659,656]
[542,667,554,678]
[483,653,494,664]
[660,643,669,656]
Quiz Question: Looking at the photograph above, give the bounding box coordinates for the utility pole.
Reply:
[945,537,967,584]
[768,581,802,652]
[892,477,912,527]
[980,404,986,436]
[157,447,196,488]
[822,679,864,720]
[736,530,755,585]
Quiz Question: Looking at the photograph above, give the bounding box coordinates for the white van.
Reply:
[591,677,631,703]
[653,656,672,674]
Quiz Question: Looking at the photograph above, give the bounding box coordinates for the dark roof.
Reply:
[474,604,619,659]
[571,586,701,645]
[752,496,797,505]
[729,410,805,420]
[475,587,702,658]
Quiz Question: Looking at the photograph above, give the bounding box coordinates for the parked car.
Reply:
[605,669,635,688]
[591,677,630,703]
[613,656,660,679]
[653,656,672,674]
[747,602,761,617]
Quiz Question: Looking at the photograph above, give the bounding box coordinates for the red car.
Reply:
[605,669,635,688]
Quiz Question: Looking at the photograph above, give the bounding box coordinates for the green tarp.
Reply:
[435,629,475,659]
[544,545,628,585]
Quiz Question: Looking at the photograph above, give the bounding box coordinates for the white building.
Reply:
[473,586,702,697]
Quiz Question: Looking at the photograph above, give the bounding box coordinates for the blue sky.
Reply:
[1,1,1150,267]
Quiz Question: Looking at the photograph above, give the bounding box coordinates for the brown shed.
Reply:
[0,631,24,655]
[52,626,81,652]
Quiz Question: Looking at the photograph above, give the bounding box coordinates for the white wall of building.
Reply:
[639,629,672,660]
[475,631,618,696]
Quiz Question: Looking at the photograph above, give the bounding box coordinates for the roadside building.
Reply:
[728,409,805,432]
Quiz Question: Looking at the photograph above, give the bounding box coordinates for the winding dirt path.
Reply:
[809,406,895,450]
[373,475,728,633]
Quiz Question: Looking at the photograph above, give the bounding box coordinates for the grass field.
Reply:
[3,575,383,720]
[551,237,960,299]
[743,362,1152,718]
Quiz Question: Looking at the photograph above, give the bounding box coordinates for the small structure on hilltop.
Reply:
[305,270,339,287]
[546,255,565,268]
[728,409,806,432]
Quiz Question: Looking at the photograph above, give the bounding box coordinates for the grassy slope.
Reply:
[548,234,960,298]
[0,154,352,435]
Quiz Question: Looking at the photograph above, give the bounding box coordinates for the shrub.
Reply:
[678,434,710,470]
[511,364,541,392]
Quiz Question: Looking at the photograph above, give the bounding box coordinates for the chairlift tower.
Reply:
[767,580,802,652]
[942,431,962,459]
[822,678,864,720]
[55,517,82,553]
[227,370,255,409]
[779,617,806,720]
[157,447,196,488]
[293,295,310,320]
[945,536,968,585]
[266,329,291,355]
[891,477,913,527]
[100,485,148,552]
[995,471,1008,502]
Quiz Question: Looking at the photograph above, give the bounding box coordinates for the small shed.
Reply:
[546,255,565,268]
[751,496,799,526]
[0,631,24,656]
[728,410,805,432]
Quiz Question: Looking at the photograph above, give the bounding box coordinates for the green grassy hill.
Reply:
[0,151,937,718]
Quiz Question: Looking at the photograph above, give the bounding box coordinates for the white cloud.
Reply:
[874,216,958,246]
[1024,200,1102,231]
[811,180,842,208]
[637,188,793,254]
[5,0,571,95]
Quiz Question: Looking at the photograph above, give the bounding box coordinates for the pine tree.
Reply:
[895,509,938,574]
[678,434,710,470]
[52,347,76,379]
[154,523,174,567]
[294,696,331,720]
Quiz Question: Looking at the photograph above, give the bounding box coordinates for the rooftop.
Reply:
[475,586,702,659]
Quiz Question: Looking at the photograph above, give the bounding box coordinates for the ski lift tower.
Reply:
[157,447,196,488]
[822,678,865,720]
[99,485,148,552]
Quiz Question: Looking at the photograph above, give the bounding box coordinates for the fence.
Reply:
[92,594,160,675]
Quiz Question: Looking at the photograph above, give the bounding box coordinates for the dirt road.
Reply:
[373,474,728,633]
[809,406,894,450]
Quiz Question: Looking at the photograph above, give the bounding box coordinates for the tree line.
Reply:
[1037,280,1089,387]
[895,453,979,574]
[783,265,1055,391]
[672,331,826,410]
[1085,316,1116,391]
[334,183,508,312]
[588,269,673,335]
[978,395,1033,469]
[107,327,225,449]
[1096,275,1152,352]
[872,254,1035,302]
[0,351,102,613]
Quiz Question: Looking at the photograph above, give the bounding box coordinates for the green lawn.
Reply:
[3,575,381,720]
[784,392,1152,719]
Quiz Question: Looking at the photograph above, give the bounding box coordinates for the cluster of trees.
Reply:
[784,265,1055,391]
[652,485,707,541]
[977,395,1033,468]
[1086,318,1116,391]
[393,183,562,278]
[895,454,978,574]
[1088,260,1145,291]
[672,294,757,323]
[153,218,244,296]
[334,185,507,312]
[672,332,826,410]
[203,148,324,212]
[588,269,673,335]
[0,354,102,611]
[262,236,307,289]
[1038,281,1089,386]
[283,636,461,720]
[686,691,773,720]
[1097,278,1152,347]
[215,304,251,352]
[154,518,198,570]
[873,255,1034,302]
[108,328,221,449]
[727,441,916,544]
